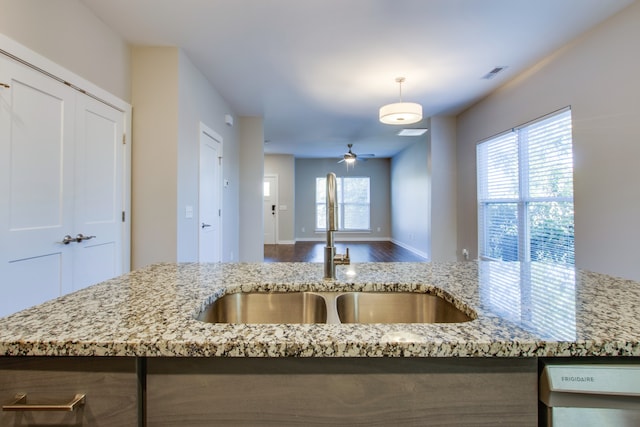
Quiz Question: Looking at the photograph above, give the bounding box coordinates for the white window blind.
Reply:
[316,176,370,231]
[477,108,574,265]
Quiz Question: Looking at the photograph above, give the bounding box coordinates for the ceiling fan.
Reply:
[338,144,375,164]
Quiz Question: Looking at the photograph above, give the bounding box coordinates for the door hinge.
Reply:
[122,134,126,145]
[218,209,221,217]
[122,211,126,222]
[218,156,222,166]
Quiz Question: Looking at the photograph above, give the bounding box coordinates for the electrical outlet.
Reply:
[462,248,469,260]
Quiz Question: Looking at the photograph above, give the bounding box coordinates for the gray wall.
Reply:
[430,117,458,262]
[265,155,296,244]
[390,138,430,258]
[239,117,265,261]
[457,1,640,280]
[389,117,457,262]
[295,158,391,241]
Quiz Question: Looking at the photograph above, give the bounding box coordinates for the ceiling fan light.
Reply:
[345,157,356,164]
[379,102,422,125]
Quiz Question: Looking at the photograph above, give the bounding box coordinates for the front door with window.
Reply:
[263,176,278,245]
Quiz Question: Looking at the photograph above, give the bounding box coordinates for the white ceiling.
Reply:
[80,0,634,159]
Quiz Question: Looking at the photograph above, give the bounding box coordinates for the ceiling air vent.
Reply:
[482,66,508,80]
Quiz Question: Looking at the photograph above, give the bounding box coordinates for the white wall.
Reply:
[456,1,640,280]
[131,47,179,268]
[295,158,391,241]
[390,137,430,259]
[239,117,265,261]
[177,50,239,262]
[0,0,130,101]
[264,155,295,244]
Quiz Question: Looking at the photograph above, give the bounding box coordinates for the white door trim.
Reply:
[198,122,223,262]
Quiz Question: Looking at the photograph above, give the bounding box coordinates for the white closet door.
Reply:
[72,94,124,292]
[0,57,76,316]
[0,55,126,317]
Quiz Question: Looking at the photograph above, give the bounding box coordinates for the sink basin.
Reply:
[197,291,473,324]
[197,292,327,324]
[336,292,472,324]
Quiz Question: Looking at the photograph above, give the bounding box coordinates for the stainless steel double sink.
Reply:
[197,291,474,324]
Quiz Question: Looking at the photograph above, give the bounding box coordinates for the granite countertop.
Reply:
[1,261,640,358]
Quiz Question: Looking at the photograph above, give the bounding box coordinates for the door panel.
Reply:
[199,127,222,262]
[80,108,117,223]
[74,242,117,291]
[73,95,123,291]
[5,254,62,313]
[0,58,75,316]
[9,80,68,230]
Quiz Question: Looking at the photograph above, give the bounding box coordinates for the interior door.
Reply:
[263,175,278,245]
[0,57,76,316]
[72,94,124,291]
[199,126,222,262]
[0,54,126,317]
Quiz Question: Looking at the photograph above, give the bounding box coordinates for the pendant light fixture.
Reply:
[379,77,422,125]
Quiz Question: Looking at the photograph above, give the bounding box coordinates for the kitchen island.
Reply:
[1,261,640,425]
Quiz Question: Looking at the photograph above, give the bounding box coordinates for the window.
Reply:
[316,176,370,231]
[477,108,574,265]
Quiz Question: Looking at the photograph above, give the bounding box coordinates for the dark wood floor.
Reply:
[264,241,427,263]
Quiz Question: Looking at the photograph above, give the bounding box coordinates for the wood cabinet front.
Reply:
[147,357,538,426]
[0,357,139,426]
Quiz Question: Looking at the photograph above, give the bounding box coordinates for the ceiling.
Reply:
[80,0,634,159]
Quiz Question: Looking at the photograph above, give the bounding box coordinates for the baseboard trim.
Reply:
[295,237,392,243]
[390,239,430,260]
[275,240,296,245]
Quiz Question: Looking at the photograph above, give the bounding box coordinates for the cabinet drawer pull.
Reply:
[2,393,85,411]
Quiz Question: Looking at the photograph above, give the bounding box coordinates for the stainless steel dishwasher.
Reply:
[540,362,640,426]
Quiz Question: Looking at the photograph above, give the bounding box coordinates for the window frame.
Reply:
[477,107,574,265]
[315,176,371,232]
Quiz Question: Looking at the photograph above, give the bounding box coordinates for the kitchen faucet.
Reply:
[324,172,350,279]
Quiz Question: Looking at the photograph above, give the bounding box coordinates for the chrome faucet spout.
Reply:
[324,173,350,279]
[326,172,338,232]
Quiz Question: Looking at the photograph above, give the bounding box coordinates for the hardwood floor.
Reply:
[264,241,427,263]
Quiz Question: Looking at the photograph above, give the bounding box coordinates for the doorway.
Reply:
[198,124,223,262]
[263,175,278,245]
